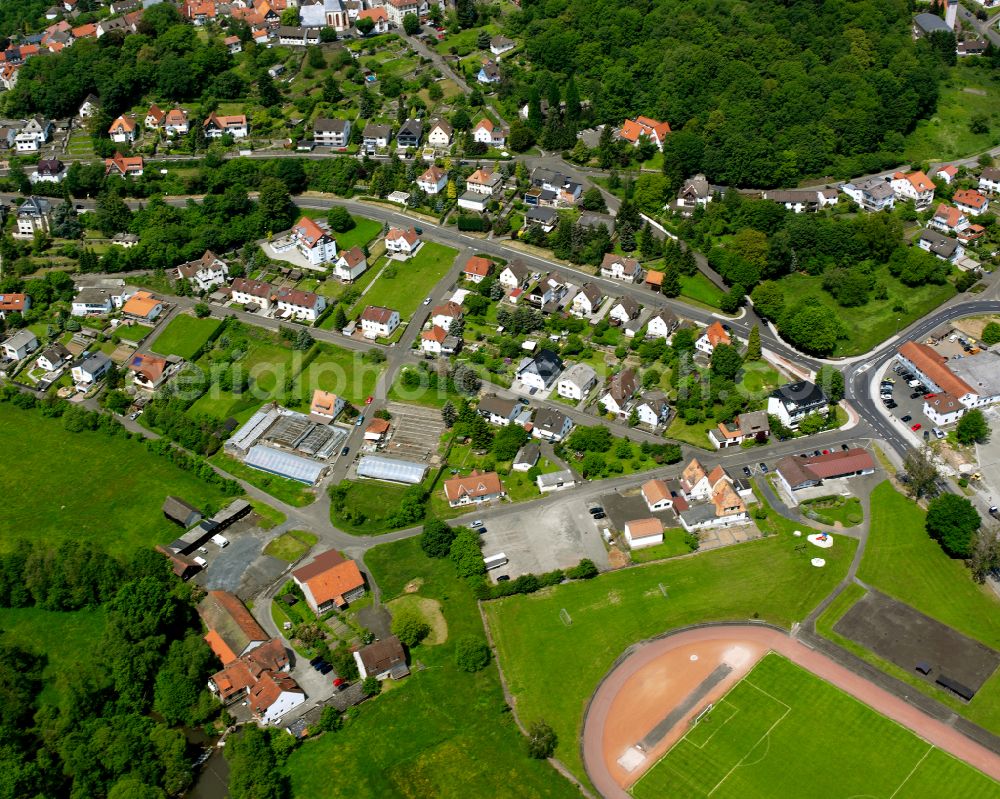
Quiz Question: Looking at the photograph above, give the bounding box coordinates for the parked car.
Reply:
[933,428,945,440]
[813,450,821,457]
[841,444,850,451]
[471,519,484,527]
[901,415,912,423]
[911,423,922,431]
[924,393,936,399]
[588,507,603,515]
[341,446,350,456]
[355,415,365,426]
[593,512,606,520]
[923,429,930,440]
[742,466,752,477]
[886,401,898,409]
[759,463,768,474]
[497,574,511,582]
[311,660,329,672]
[318,663,333,675]
[333,677,347,690]
[910,392,922,399]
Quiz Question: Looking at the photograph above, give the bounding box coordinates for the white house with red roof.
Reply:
[417,164,447,195]
[431,300,463,330]
[286,216,338,266]
[385,227,421,258]
[358,7,389,33]
[890,170,935,209]
[108,114,137,143]
[472,118,506,148]
[421,324,448,355]
[617,116,671,150]
[164,107,190,136]
[334,246,367,281]
[933,164,958,184]
[928,203,969,234]
[129,352,178,391]
[145,104,165,129]
[274,287,327,321]
[463,256,492,283]
[695,321,732,355]
[953,188,989,217]
[360,305,400,339]
[204,112,248,139]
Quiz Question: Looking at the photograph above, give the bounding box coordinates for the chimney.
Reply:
[945,0,957,30]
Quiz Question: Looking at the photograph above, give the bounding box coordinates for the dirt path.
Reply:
[582,625,1000,798]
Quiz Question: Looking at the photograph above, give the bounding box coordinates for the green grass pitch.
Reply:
[631,653,998,799]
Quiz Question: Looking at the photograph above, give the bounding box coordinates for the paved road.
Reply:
[581,625,1000,799]
[958,5,1000,47]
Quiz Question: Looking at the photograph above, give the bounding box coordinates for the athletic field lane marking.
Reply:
[888,745,933,799]
[707,681,791,797]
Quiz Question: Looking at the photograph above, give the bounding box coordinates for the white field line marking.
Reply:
[888,745,933,799]
[707,681,791,797]
[689,701,740,751]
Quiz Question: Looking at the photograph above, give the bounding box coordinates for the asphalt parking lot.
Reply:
[197,520,290,600]
[478,494,610,580]
[879,362,943,442]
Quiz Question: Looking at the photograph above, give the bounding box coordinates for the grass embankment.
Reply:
[150,314,222,360]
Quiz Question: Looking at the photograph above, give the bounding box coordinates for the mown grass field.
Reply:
[263,530,317,562]
[283,536,579,799]
[484,530,855,782]
[679,272,726,309]
[352,241,458,320]
[0,404,236,554]
[150,314,222,360]
[632,653,998,799]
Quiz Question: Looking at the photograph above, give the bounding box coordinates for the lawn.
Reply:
[773,267,956,357]
[484,530,856,782]
[680,272,726,309]
[352,242,458,320]
[0,606,106,706]
[858,482,1000,649]
[283,535,578,799]
[299,211,381,252]
[263,530,318,562]
[629,528,694,563]
[904,62,1000,163]
[329,479,422,535]
[150,314,222,359]
[210,451,315,507]
[291,343,383,407]
[632,653,997,799]
[335,217,382,251]
[800,494,863,527]
[0,404,237,555]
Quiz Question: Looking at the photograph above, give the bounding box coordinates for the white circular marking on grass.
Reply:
[811,557,826,568]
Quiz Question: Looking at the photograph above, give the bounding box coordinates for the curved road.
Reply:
[581,625,1000,799]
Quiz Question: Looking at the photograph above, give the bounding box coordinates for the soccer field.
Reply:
[631,654,998,799]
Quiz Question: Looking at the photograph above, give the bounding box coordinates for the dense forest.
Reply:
[503,0,949,186]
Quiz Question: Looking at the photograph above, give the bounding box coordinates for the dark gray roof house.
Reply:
[162,496,203,528]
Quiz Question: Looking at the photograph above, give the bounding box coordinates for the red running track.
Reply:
[581,625,1000,798]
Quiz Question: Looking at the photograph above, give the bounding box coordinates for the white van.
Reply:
[211,534,230,548]
[907,379,922,389]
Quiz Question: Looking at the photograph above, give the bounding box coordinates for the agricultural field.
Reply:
[0,404,237,555]
[484,530,855,782]
[352,242,459,320]
[632,653,998,799]
[283,536,578,799]
[150,314,222,360]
